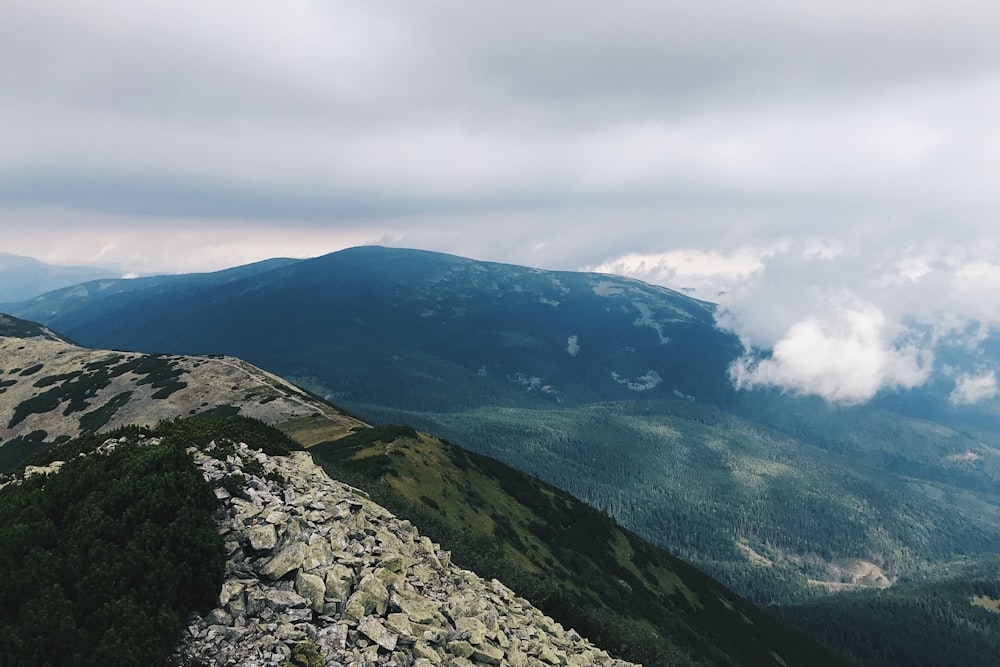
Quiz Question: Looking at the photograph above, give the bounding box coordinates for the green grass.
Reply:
[78,391,133,434]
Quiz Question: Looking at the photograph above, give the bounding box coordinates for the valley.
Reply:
[3,246,1000,664]
[0,317,840,666]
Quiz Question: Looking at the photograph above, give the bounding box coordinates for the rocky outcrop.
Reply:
[175,442,638,667]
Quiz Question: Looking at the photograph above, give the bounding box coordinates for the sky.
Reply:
[3,0,1000,403]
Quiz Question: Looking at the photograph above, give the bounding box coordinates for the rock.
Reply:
[455,617,488,645]
[172,440,639,667]
[471,641,505,666]
[446,640,475,659]
[264,589,309,612]
[414,641,442,664]
[392,591,445,626]
[385,612,414,639]
[342,574,389,622]
[219,580,245,606]
[246,523,278,551]
[259,541,307,580]
[295,571,326,612]
[303,536,334,569]
[324,564,356,601]
[373,565,406,590]
[358,616,398,651]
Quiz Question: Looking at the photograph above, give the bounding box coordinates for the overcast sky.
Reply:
[3,1,1000,402]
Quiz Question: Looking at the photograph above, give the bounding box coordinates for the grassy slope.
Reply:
[308,425,845,667]
[343,400,1000,606]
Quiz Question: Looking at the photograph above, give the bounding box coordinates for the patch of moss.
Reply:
[283,640,323,667]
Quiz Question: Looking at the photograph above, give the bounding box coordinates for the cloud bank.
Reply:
[3,2,1000,404]
[595,240,1000,404]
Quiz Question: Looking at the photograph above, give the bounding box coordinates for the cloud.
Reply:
[729,302,932,404]
[590,238,1000,402]
[612,370,663,392]
[0,210,382,275]
[566,335,581,357]
[4,1,1000,406]
[588,245,783,296]
[950,372,998,405]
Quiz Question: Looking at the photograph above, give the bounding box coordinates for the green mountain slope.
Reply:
[348,400,1000,606]
[9,247,1000,659]
[0,323,365,473]
[0,321,845,665]
[775,566,1000,666]
[0,312,72,342]
[308,424,845,667]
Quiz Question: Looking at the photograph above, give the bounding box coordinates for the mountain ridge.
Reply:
[0,317,842,666]
[0,252,117,303]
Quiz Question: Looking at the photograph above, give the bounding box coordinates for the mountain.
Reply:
[0,318,841,666]
[308,424,841,666]
[8,256,300,326]
[10,247,1000,609]
[9,246,741,411]
[0,252,117,303]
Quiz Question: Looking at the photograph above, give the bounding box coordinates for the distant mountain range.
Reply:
[0,252,117,303]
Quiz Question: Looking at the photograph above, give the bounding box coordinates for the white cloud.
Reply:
[588,245,782,296]
[566,334,580,357]
[612,370,663,392]
[0,210,381,274]
[950,371,998,405]
[4,1,1000,408]
[729,302,932,404]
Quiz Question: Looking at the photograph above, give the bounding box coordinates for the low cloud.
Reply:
[566,334,581,357]
[612,370,663,392]
[950,371,998,405]
[589,245,784,297]
[729,302,932,404]
[600,238,1000,403]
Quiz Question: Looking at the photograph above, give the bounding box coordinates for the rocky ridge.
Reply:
[175,439,637,667]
